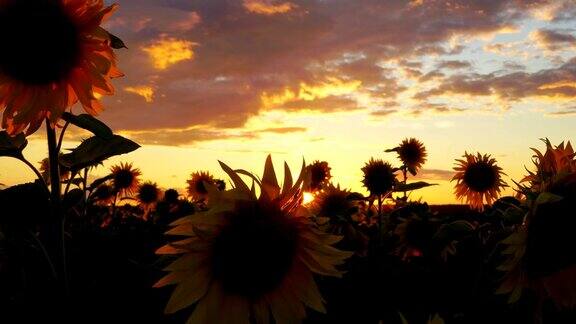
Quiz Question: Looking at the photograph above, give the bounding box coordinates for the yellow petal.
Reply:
[165,264,212,314]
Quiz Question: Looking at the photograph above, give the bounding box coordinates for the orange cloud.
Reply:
[125,86,155,103]
[243,0,296,15]
[142,37,196,70]
[261,78,362,108]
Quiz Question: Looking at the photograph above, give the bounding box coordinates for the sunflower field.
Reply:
[0,1,575,324]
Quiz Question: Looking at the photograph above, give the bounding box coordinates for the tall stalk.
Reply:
[45,119,68,295]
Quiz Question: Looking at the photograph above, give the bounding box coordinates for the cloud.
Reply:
[243,0,297,15]
[120,125,306,146]
[256,126,307,134]
[413,169,454,181]
[142,37,196,70]
[546,106,576,116]
[410,103,466,116]
[81,0,574,145]
[414,57,576,103]
[436,60,472,70]
[124,85,155,103]
[261,78,362,110]
[531,28,576,51]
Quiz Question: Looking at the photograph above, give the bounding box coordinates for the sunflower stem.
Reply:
[402,166,408,201]
[45,118,68,298]
[56,121,69,153]
[377,195,383,245]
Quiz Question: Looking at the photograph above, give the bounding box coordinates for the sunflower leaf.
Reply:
[59,135,140,171]
[0,131,27,158]
[107,31,128,49]
[61,112,113,139]
[535,192,563,206]
[393,181,437,192]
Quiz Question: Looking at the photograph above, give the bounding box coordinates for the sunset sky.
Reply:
[2,0,576,203]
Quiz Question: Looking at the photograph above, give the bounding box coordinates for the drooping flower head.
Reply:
[0,0,123,135]
[361,158,397,196]
[186,171,221,200]
[392,138,427,175]
[305,160,332,192]
[110,162,141,196]
[156,156,352,324]
[498,173,576,309]
[522,138,576,192]
[163,188,180,204]
[137,181,160,206]
[452,152,507,211]
[92,183,115,205]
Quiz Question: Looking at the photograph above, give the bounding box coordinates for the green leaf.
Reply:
[535,192,563,206]
[107,31,128,49]
[394,181,437,192]
[60,135,140,171]
[61,112,113,139]
[0,131,27,158]
[434,220,475,243]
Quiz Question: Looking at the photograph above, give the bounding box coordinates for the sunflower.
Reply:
[186,171,220,200]
[92,183,115,205]
[498,173,576,309]
[452,152,506,211]
[39,156,70,184]
[361,158,397,196]
[310,183,367,254]
[0,0,123,135]
[155,156,352,324]
[110,162,141,196]
[522,139,576,192]
[310,183,358,228]
[137,181,160,207]
[163,189,180,205]
[392,202,436,261]
[391,138,427,175]
[306,160,332,192]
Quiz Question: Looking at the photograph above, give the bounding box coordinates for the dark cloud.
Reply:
[532,28,576,51]
[436,60,472,70]
[414,57,576,102]
[546,106,576,116]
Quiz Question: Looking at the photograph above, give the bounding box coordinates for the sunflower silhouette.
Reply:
[156,156,352,324]
[0,0,122,135]
[452,152,506,211]
[110,162,141,196]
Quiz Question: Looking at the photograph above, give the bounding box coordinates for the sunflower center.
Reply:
[463,162,497,192]
[211,201,299,298]
[138,184,158,203]
[0,1,82,85]
[114,170,135,190]
[195,180,208,195]
[399,144,422,165]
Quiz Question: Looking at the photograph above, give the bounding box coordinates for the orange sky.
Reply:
[2,0,576,203]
